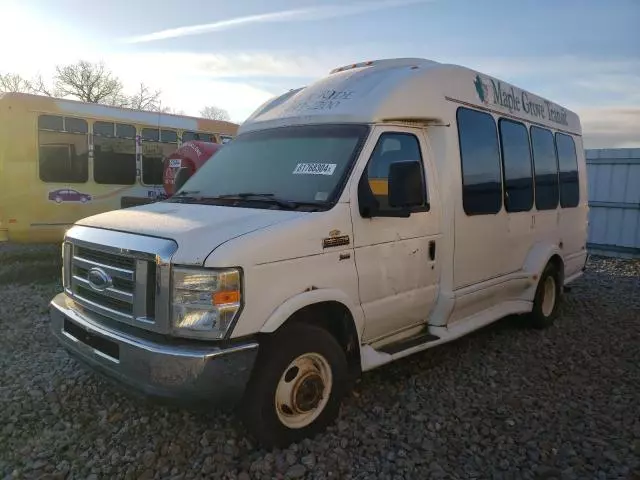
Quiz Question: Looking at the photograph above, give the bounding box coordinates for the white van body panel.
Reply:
[77,201,307,266]
[203,204,363,338]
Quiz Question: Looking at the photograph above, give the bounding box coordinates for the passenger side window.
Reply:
[531,126,559,210]
[456,107,502,215]
[555,133,579,208]
[364,132,428,214]
[38,115,89,183]
[499,119,534,212]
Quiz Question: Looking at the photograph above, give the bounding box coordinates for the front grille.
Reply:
[75,246,136,270]
[62,225,177,335]
[68,243,154,324]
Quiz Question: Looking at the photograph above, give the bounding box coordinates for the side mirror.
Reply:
[388,161,425,210]
[173,167,192,194]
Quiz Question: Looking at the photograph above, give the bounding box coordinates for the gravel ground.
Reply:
[1,244,639,480]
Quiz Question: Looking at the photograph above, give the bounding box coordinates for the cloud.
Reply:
[578,108,640,149]
[122,0,431,43]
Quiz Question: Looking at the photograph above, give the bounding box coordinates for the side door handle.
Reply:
[429,240,436,261]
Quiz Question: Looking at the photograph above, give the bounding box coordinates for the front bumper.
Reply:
[49,293,258,406]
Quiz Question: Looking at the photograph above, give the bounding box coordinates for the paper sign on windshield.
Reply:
[293,163,337,175]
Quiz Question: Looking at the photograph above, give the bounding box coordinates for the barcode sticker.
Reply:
[293,163,337,175]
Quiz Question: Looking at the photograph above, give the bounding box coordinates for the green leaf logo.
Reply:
[474,74,488,104]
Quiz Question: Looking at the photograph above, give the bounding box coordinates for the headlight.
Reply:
[171,267,242,339]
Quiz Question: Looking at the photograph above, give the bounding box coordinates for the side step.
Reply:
[377,328,440,355]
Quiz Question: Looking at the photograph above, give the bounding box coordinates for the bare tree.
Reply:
[161,106,187,115]
[32,74,54,97]
[0,73,35,93]
[127,82,162,111]
[200,105,231,121]
[53,60,124,104]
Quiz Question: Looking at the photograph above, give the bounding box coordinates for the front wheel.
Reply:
[527,262,563,329]
[240,323,348,448]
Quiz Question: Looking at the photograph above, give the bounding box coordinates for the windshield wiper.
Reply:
[171,192,325,210]
[213,193,298,209]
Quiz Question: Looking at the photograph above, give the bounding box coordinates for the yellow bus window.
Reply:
[142,128,160,142]
[182,131,213,142]
[142,129,178,185]
[161,130,178,143]
[117,124,136,139]
[93,121,136,185]
[38,115,88,183]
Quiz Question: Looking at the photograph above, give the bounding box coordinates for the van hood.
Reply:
[76,202,306,265]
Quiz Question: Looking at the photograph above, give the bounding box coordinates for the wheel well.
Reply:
[282,302,361,378]
[548,254,565,284]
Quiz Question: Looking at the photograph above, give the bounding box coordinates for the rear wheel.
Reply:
[527,262,562,329]
[240,323,348,448]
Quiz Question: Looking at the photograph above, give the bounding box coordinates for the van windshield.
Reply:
[169,124,369,210]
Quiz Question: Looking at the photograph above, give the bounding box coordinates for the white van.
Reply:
[49,58,589,447]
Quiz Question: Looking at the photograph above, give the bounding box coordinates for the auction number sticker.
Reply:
[292,163,337,175]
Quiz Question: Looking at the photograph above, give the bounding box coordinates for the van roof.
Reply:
[239,57,581,136]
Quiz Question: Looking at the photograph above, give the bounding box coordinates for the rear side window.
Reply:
[456,107,502,215]
[531,126,559,210]
[499,119,534,212]
[555,133,579,208]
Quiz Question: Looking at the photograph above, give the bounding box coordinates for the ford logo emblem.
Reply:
[87,268,112,292]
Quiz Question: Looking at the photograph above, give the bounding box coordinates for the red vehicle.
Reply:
[120,141,223,208]
[163,141,223,196]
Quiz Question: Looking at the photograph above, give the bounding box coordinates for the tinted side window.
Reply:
[142,130,178,185]
[555,133,579,208]
[142,128,159,142]
[93,122,114,137]
[182,131,214,143]
[66,118,88,134]
[456,107,502,215]
[531,126,558,210]
[499,119,533,212]
[182,131,196,142]
[38,115,63,131]
[161,130,178,143]
[116,123,136,138]
[365,132,428,214]
[38,115,88,183]
[93,122,136,185]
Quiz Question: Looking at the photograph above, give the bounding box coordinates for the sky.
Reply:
[0,0,638,148]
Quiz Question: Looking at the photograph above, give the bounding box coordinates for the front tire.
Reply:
[527,262,562,329]
[240,323,348,448]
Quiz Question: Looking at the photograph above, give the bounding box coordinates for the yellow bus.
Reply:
[0,92,238,243]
